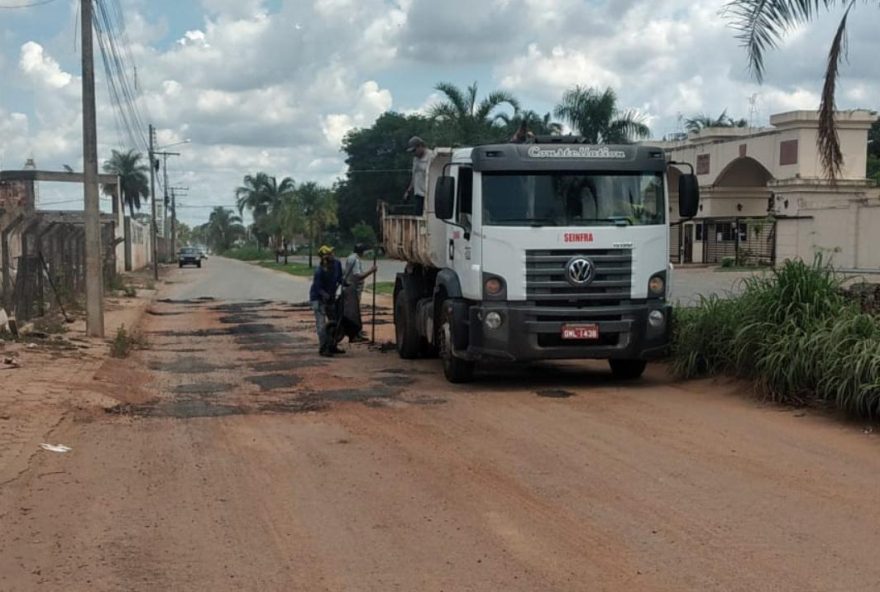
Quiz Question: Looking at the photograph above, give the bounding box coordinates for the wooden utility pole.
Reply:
[81,0,104,337]
[149,124,158,280]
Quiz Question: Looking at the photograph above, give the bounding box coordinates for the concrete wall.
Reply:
[775,192,880,270]
[124,216,152,271]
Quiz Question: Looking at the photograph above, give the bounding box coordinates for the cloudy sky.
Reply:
[0,0,877,225]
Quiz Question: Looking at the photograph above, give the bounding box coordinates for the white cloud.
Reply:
[19,42,74,89]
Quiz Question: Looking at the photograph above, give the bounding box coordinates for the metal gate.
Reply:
[702,218,776,266]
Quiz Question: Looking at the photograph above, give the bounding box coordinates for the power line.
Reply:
[0,0,59,8]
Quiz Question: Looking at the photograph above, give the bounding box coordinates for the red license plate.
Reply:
[561,324,599,340]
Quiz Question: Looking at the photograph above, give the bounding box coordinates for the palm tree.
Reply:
[554,86,650,144]
[294,182,337,267]
[725,0,873,179]
[204,207,245,252]
[495,110,564,138]
[102,149,150,217]
[685,109,749,133]
[234,173,295,248]
[429,81,520,144]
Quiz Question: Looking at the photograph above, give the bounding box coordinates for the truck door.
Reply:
[449,165,480,299]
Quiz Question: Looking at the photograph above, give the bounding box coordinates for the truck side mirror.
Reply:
[434,176,455,220]
[678,174,700,219]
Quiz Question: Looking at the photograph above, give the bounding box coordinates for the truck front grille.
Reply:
[525,249,632,307]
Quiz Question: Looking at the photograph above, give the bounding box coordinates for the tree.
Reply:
[554,86,650,143]
[203,207,245,253]
[726,0,875,179]
[234,173,295,248]
[495,110,563,138]
[176,222,193,247]
[102,149,150,217]
[336,112,440,237]
[685,109,749,133]
[295,182,337,267]
[429,81,520,145]
[351,221,377,247]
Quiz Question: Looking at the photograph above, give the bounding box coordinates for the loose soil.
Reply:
[3,263,880,591]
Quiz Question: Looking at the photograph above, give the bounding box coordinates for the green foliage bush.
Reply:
[672,257,880,418]
[222,245,267,261]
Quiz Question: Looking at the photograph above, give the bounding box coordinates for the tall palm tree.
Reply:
[495,110,564,138]
[102,149,150,217]
[554,86,650,144]
[234,173,295,248]
[685,109,749,133]
[295,182,337,267]
[430,81,520,144]
[725,0,872,179]
[204,207,245,252]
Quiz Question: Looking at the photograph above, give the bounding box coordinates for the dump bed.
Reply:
[380,148,452,269]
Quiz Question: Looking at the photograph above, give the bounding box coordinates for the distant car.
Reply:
[179,247,202,268]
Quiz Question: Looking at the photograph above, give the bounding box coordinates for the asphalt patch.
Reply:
[249,359,327,372]
[149,356,221,374]
[257,397,328,414]
[173,382,233,395]
[376,375,415,387]
[218,314,261,325]
[146,309,184,316]
[245,374,302,391]
[318,386,395,403]
[536,388,575,399]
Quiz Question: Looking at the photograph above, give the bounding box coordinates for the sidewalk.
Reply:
[0,283,156,486]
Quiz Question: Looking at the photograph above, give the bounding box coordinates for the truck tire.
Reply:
[609,359,647,380]
[394,285,420,359]
[439,301,474,383]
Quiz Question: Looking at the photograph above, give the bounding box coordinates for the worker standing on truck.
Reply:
[404,136,434,216]
[310,245,344,357]
[343,243,378,342]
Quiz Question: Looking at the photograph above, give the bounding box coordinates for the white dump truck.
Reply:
[381,139,699,382]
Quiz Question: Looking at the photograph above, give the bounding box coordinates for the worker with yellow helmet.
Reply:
[309,244,345,356]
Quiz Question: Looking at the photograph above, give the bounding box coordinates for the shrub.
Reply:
[672,257,880,418]
[223,245,267,261]
[110,325,149,358]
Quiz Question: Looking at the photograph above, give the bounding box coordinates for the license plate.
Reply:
[561,324,599,340]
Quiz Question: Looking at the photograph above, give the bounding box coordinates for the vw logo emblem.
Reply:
[566,256,596,287]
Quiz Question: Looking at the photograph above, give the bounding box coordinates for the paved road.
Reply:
[3,259,880,591]
[172,256,311,301]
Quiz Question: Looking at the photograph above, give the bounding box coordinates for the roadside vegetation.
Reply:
[672,257,880,419]
[110,325,149,358]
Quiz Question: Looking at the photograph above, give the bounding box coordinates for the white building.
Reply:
[661,110,879,270]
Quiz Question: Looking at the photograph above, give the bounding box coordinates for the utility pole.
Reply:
[155,150,180,259]
[148,124,158,280]
[169,186,189,252]
[81,0,104,337]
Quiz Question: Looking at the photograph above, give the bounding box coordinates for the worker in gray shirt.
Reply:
[343,244,377,342]
[404,136,434,216]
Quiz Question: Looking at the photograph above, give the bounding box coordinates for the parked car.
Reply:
[179,247,202,268]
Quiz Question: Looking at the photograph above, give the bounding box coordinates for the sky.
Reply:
[0,0,877,226]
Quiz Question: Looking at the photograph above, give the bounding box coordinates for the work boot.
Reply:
[319,347,333,357]
[330,345,346,354]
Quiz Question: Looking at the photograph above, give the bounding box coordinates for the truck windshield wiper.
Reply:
[573,217,633,226]
[494,217,556,227]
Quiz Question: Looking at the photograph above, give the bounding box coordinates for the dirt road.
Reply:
[3,259,880,591]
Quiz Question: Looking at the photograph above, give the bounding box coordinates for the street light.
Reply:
[157,138,192,151]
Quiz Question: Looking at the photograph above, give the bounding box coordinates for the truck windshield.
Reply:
[481,172,665,227]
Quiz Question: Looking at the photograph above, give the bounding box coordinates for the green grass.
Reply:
[366,281,394,295]
[258,261,315,278]
[672,256,880,419]
[223,245,270,261]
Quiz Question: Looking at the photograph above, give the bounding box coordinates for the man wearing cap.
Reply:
[343,244,377,343]
[310,245,345,356]
[404,136,434,216]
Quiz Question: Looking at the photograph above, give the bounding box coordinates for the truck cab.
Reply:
[382,140,699,382]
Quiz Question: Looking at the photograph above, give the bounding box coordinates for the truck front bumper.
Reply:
[463,301,671,362]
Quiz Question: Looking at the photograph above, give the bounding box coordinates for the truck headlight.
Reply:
[648,310,665,329]
[484,311,503,330]
[648,275,665,296]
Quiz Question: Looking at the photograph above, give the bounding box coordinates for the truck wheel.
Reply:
[609,359,647,380]
[197,261,202,268]
[394,286,420,359]
[439,301,474,383]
